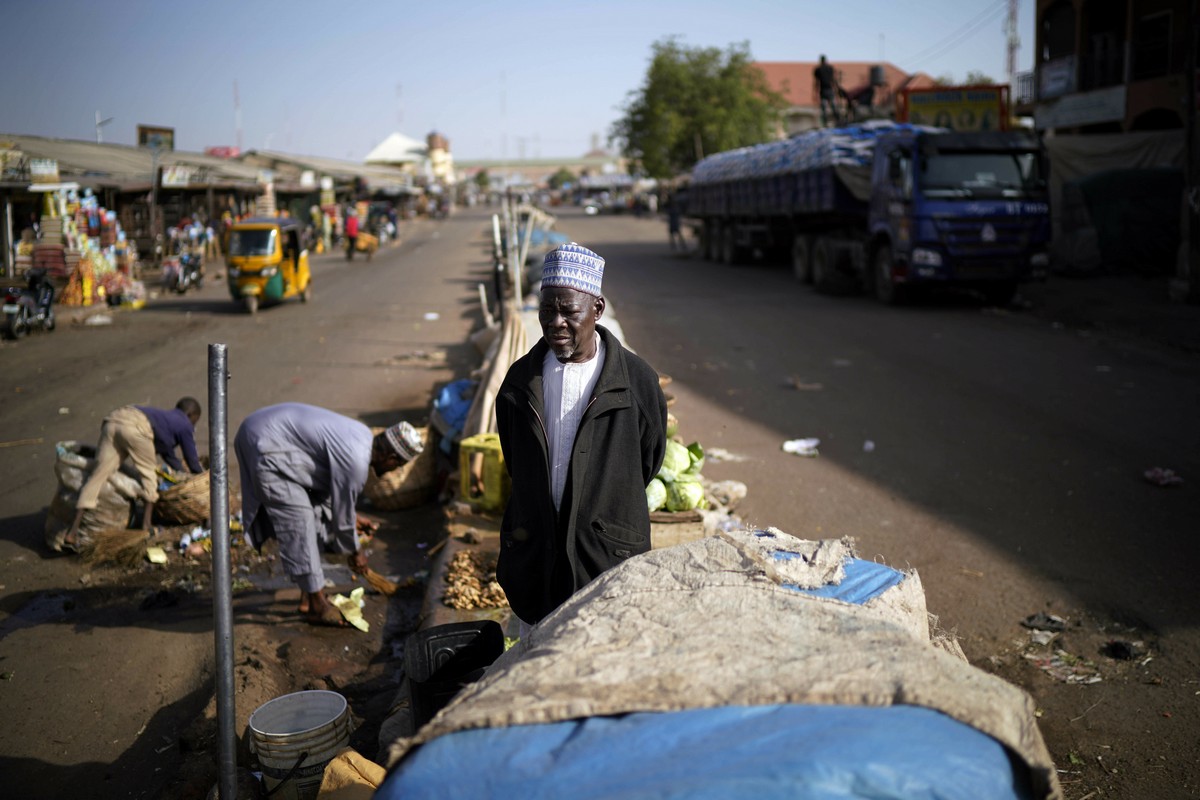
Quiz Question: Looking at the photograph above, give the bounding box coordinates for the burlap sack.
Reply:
[44,441,141,551]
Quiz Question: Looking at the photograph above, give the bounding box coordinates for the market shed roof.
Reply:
[0,132,261,190]
[240,150,415,195]
[364,132,427,165]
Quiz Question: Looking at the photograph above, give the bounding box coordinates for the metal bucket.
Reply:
[248,690,351,800]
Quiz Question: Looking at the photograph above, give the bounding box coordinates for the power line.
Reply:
[908,2,1010,69]
[903,0,1008,66]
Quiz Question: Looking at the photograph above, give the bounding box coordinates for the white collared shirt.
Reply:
[542,335,605,510]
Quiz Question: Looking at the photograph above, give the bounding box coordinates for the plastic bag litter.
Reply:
[782,438,820,457]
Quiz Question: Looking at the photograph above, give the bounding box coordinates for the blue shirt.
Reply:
[135,405,202,473]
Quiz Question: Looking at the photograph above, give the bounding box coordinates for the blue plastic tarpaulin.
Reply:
[379,703,1033,800]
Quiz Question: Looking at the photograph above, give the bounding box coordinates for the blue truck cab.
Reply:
[868,129,1050,305]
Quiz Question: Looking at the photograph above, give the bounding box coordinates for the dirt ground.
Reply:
[31,501,445,800]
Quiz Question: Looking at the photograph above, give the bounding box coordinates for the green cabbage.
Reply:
[665,413,679,439]
[646,478,667,512]
[685,442,705,474]
[666,479,707,511]
[658,440,691,483]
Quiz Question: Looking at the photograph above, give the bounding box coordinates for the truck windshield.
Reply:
[228,229,277,257]
[921,152,1042,198]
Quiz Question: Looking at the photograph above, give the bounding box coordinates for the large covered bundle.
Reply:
[378,529,1060,799]
[690,120,929,186]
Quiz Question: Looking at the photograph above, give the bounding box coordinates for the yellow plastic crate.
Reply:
[459,433,511,512]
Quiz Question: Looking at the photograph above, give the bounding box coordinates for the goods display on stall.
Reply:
[24,187,144,307]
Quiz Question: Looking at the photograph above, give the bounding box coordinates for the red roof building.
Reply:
[753,61,938,136]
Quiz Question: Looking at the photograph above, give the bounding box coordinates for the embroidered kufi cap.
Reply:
[384,421,424,464]
[541,243,604,296]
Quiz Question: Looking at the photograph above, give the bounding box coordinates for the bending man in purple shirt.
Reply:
[65,397,203,549]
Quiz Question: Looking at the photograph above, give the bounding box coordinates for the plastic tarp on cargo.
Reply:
[690,120,933,187]
[379,529,1060,799]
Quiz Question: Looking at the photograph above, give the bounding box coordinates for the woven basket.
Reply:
[156,470,212,525]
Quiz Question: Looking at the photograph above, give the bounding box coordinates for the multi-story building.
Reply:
[1023,0,1194,133]
[1017,0,1195,295]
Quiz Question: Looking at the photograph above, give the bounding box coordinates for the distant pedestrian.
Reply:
[345,208,359,261]
[814,55,838,127]
[668,197,685,252]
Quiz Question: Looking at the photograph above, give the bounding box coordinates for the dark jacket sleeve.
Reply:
[620,348,668,486]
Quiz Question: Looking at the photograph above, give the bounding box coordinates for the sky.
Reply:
[0,0,1035,163]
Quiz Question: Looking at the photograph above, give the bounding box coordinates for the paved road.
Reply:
[0,211,491,798]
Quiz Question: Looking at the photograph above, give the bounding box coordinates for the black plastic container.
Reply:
[404,620,505,728]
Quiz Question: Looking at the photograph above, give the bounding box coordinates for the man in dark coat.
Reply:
[496,244,668,626]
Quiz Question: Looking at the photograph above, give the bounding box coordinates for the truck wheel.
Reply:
[811,238,836,293]
[982,280,1017,307]
[721,227,743,265]
[872,247,905,305]
[791,235,812,284]
[701,226,717,261]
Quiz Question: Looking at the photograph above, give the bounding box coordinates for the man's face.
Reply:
[539,287,604,363]
[370,441,403,477]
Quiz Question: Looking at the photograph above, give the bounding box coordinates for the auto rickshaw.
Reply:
[225,217,312,314]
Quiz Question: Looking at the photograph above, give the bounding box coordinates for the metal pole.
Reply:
[1176,0,1200,302]
[508,196,522,301]
[208,343,237,800]
[491,214,506,324]
[3,199,12,277]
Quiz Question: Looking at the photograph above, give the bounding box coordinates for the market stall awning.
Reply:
[1,132,261,191]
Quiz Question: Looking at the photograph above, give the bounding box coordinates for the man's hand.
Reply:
[348,551,368,575]
[355,514,380,535]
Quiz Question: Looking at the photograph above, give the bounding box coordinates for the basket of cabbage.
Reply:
[646,440,706,513]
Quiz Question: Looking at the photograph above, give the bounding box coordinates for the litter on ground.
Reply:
[782,438,820,457]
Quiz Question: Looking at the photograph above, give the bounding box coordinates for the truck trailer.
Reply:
[686,122,1050,305]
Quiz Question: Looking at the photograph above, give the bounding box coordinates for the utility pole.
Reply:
[95,111,113,143]
[1173,0,1199,302]
[234,80,243,154]
[1005,0,1020,88]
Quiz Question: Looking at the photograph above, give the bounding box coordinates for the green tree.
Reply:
[474,170,490,191]
[546,167,576,190]
[934,71,996,87]
[610,38,786,179]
